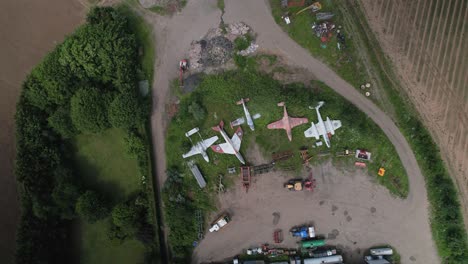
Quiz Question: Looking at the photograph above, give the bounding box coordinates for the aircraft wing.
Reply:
[267,119,285,130]
[231,127,243,151]
[182,146,201,158]
[304,123,321,139]
[211,143,235,154]
[289,117,309,128]
[331,120,342,130]
[202,136,218,149]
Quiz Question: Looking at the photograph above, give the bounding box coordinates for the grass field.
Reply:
[80,219,146,264]
[73,128,141,200]
[73,128,146,263]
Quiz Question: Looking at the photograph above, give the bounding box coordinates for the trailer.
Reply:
[301,239,325,248]
[240,166,251,192]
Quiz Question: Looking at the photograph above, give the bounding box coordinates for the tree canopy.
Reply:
[70,88,110,133]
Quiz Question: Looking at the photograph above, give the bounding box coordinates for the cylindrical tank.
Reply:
[303,255,343,264]
[301,239,325,248]
[370,247,393,256]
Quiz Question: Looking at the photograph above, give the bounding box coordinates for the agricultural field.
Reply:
[360,0,468,227]
[164,69,409,262]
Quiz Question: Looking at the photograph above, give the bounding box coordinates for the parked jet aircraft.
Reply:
[304,101,342,148]
[267,102,309,141]
[211,121,246,164]
[230,98,261,131]
[182,127,218,162]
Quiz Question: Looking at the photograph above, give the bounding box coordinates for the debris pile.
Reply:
[228,22,250,37]
[312,21,335,38]
[237,43,259,56]
[187,23,253,71]
[200,36,234,66]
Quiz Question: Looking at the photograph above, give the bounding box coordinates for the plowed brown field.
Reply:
[0,1,84,262]
[360,0,468,227]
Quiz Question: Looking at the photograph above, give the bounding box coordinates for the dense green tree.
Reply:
[48,105,77,138]
[75,190,109,223]
[108,92,140,128]
[70,88,110,133]
[123,130,147,158]
[59,7,137,87]
[34,48,76,106]
[111,202,138,234]
[51,167,80,219]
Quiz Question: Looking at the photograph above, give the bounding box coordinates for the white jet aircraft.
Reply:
[304,101,342,148]
[230,98,261,131]
[210,121,246,164]
[182,127,218,162]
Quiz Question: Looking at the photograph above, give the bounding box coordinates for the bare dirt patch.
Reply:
[0,0,84,262]
[194,159,435,264]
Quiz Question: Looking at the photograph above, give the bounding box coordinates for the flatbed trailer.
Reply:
[240,166,251,192]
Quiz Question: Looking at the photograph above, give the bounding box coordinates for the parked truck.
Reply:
[290,226,316,239]
[209,213,231,232]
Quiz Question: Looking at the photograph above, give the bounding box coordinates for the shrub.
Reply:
[188,101,206,121]
[70,88,110,133]
[108,92,141,129]
[75,190,109,223]
[48,105,77,138]
[234,36,249,51]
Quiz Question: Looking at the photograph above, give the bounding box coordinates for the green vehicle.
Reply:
[301,239,325,248]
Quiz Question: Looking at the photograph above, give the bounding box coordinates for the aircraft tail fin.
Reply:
[185,127,200,137]
[316,101,325,109]
[211,120,224,132]
[236,98,250,105]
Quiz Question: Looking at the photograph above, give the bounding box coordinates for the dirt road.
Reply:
[0,1,84,262]
[146,0,438,263]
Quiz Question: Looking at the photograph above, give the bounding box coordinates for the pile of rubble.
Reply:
[226,22,250,40]
[187,23,253,70]
[237,43,259,56]
[200,36,234,67]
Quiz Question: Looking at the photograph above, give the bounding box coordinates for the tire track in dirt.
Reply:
[420,0,441,87]
[414,0,434,80]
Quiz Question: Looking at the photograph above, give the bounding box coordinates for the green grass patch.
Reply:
[217,0,225,12]
[73,128,141,200]
[73,128,147,262]
[163,69,408,261]
[80,219,146,264]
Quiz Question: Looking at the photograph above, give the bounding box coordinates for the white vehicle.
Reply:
[230,98,261,131]
[211,121,246,164]
[304,101,342,148]
[370,247,393,256]
[182,127,218,163]
[209,214,231,232]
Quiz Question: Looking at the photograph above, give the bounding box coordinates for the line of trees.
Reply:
[15,7,155,263]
